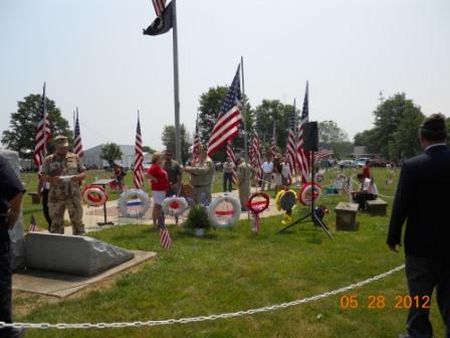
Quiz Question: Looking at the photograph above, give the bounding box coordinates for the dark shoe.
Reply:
[3,327,26,338]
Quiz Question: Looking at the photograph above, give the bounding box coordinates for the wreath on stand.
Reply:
[246,192,270,233]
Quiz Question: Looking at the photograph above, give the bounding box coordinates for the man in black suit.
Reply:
[387,114,450,338]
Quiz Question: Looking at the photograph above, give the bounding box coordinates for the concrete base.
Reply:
[335,202,359,231]
[25,233,134,276]
[14,250,156,297]
[366,198,388,216]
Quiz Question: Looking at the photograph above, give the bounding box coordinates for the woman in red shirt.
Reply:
[146,152,169,228]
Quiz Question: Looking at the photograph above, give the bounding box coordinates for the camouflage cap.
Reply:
[53,135,69,147]
[198,144,207,154]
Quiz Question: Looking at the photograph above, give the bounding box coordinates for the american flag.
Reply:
[226,141,237,183]
[271,121,276,159]
[314,148,333,162]
[133,113,145,189]
[33,83,51,168]
[285,99,297,180]
[192,115,201,164]
[152,0,166,16]
[73,108,83,159]
[296,81,310,184]
[250,131,262,181]
[29,214,37,232]
[159,224,172,249]
[207,65,242,157]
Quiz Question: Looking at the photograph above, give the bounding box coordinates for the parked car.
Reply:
[337,160,357,168]
[355,157,372,167]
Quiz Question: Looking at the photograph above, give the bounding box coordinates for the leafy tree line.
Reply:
[353,93,447,160]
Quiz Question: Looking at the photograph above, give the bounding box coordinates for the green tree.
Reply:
[388,109,424,159]
[100,143,122,167]
[143,146,155,154]
[318,120,348,144]
[1,93,73,159]
[197,86,252,158]
[161,124,190,164]
[446,116,450,141]
[372,93,424,159]
[253,99,295,152]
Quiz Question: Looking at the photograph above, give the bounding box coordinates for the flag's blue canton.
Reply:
[218,66,241,117]
[75,118,80,137]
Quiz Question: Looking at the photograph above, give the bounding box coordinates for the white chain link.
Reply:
[0,264,404,330]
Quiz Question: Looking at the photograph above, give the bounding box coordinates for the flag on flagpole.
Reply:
[33,83,51,168]
[159,224,172,249]
[226,141,237,183]
[286,99,297,181]
[143,1,174,36]
[250,131,263,181]
[73,108,84,159]
[133,113,145,189]
[207,65,242,157]
[271,121,276,159]
[152,0,166,16]
[192,114,201,164]
[29,214,37,232]
[314,148,333,162]
[296,81,310,184]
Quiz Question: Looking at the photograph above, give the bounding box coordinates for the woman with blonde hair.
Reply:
[146,152,169,228]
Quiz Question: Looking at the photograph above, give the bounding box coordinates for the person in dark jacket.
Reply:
[0,155,26,338]
[387,113,450,338]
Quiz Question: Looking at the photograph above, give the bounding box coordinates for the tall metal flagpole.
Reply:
[240,56,251,215]
[172,0,181,163]
[240,56,248,164]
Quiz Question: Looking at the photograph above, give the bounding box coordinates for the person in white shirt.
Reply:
[260,154,273,191]
[352,173,378,209]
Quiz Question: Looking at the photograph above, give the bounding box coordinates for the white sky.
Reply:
[1,0,449,150]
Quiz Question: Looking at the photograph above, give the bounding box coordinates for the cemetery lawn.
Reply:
[16,168,445,337]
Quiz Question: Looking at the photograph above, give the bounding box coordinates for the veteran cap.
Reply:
[53,135,69,147]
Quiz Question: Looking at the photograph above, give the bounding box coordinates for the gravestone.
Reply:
[366,198,388,216]
[25,232,134,276]
[0,149,25,270]
[335,202,359,231]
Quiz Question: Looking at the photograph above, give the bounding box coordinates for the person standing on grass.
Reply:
[0,154,26,338]
[162,149,182,198]
[222,157,234,192]
[260,153,273,191]
[387,113,450,338]
[37,169,51,230]
[362,159,371,179]
[146,152,169,229]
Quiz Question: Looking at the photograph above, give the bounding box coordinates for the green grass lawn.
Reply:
[16,168,446,337]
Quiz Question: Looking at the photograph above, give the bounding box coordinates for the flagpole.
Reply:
[172,0,181,163]
[240,56,248,164]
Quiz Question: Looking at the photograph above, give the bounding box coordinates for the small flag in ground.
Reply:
[226,141,237,183]
[33,82,51,169]
[207,65,242,157]
[73,108,83,159]
[133,113,144,189]
[29,214,37,232]
[159,225,172,249]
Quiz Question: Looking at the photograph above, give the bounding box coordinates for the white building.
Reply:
[83,144,151,169]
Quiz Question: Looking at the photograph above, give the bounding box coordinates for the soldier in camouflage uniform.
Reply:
[183,145,214,204]
[42,135,86,235]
